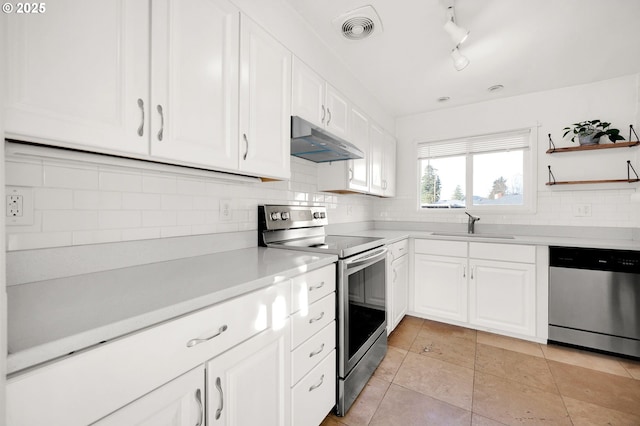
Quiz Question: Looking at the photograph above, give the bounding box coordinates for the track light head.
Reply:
[451,47,470,71]
[444,6,469,45]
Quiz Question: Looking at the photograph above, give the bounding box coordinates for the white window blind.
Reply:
[417,129,531,159]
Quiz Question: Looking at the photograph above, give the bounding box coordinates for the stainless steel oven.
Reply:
[337,245,387,415]
[258,205,387,416]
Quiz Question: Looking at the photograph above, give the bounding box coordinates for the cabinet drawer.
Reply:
[469,242,535,263]
[388,239,408,261]
[291,321,335,386]
[415,239,467,257]
[292,293,336,349]
[7,281,290,426]
[292,349,336,426]
[292,264,336,314]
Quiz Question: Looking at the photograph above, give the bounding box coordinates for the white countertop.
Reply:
[342,229,640,251]
[7,247,337,375]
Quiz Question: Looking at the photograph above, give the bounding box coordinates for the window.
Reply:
[417,129,533,211]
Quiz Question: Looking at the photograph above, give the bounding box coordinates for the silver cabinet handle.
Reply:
[186,325,228,348]
[137,98,144,137]
[393,269,397,282]
[326,108,332,125]
[321,105,326,124]
[309,374,325,392]
[463,265,466,278]
[215,377,224,420]
[243,133,249,160]
[156,104,164,141]
[471,266,474,279]
[309,281,325,292]
[309,343,325,358]
[195,388,204,426]
[309,311,325,324]
[348,167,353,181]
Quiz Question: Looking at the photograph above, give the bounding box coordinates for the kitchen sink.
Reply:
[431,232,515,239]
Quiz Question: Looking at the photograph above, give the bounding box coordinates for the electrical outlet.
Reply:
[219,199,232,221]
[573,203,592,217]
[6,186,34,225]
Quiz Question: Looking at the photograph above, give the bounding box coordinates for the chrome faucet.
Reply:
[465,212,480,234]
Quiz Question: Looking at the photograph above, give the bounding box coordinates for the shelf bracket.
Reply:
[547,165,556,185]
[547,134,556,152]
[628,160,639,182]
[630,125,639,143]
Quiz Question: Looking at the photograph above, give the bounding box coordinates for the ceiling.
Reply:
[283,0,640,118]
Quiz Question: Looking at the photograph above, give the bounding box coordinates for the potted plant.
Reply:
[562,120,625,145]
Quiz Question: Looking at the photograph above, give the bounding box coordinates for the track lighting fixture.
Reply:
[443,2,470,71]
[444,7,469,45]
[451,47,469,71]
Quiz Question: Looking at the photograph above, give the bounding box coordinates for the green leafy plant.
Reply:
[562,119,625,143]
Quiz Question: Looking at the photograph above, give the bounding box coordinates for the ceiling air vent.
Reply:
[332,5,383,41]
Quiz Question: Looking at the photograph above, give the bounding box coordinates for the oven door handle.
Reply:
[345,247,388,269]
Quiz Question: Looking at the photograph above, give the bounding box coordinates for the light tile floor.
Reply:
[322,316,640,426]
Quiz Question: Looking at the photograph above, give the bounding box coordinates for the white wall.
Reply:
[377,74,640,229]
[1,11,7,425]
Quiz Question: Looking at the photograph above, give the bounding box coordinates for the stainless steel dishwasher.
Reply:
[549,246,640,358]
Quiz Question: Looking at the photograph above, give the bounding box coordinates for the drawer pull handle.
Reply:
[215,377,224,420]
[309,374,325,392]
[195,388,204,426]
[309,281,325,291]
[309,343,325,358]
[309,312,325,324]
[186,325,228,348]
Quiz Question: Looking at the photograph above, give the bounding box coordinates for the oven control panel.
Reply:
[259,205,328,230]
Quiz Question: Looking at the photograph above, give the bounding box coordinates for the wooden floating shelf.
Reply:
[546,178,640,186]
[546,141,639,154]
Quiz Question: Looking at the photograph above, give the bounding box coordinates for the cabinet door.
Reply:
[369,124,385,195]
[347,106,370,192]
[95,366,204,426]
[382,134,396,197]
[5,0,149,155]
[324,84,349,139]
[414,254,468,322]
[291,58,325,128]
[206,325,290,426]
[391,255,409,331]
[469,259,536,336]
[150,0,239,169]
[238,15,291,180]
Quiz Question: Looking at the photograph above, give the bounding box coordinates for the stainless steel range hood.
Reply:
[290,116,363,163]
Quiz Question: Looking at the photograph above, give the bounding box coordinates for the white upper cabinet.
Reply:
[291,58,349,140]
[238,15,292,180]
[5,0,149,155]
[369,124,385,195]
[382,132,397,197]
[316,104,370,194]
[150,0,240,170]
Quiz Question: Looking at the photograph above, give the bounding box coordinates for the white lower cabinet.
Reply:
[387,239,409,333]
[292,349,336,426]
[95,366,205,426]
[414,254,467,322]
[206,325,290,426]
[413,239,538,339]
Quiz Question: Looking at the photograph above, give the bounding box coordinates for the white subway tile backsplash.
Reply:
[142,174,177,194]
[176,178,206,195]
[99,170,143,192]
[160,225,193,238]
[8,232,73,251]
[35,188,73,210]
[74,190,122,210]
[177,210,206,226]
[5,160,43,187]
[142,210,177,228]
[122,193,162,210]
[42,211,98,232]
[99,211,142,229]
[121,227,161,242]
[161,194,193,210]
[44,165,99,189]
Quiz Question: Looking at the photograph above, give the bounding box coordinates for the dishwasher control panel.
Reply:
[550,246,640,274]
